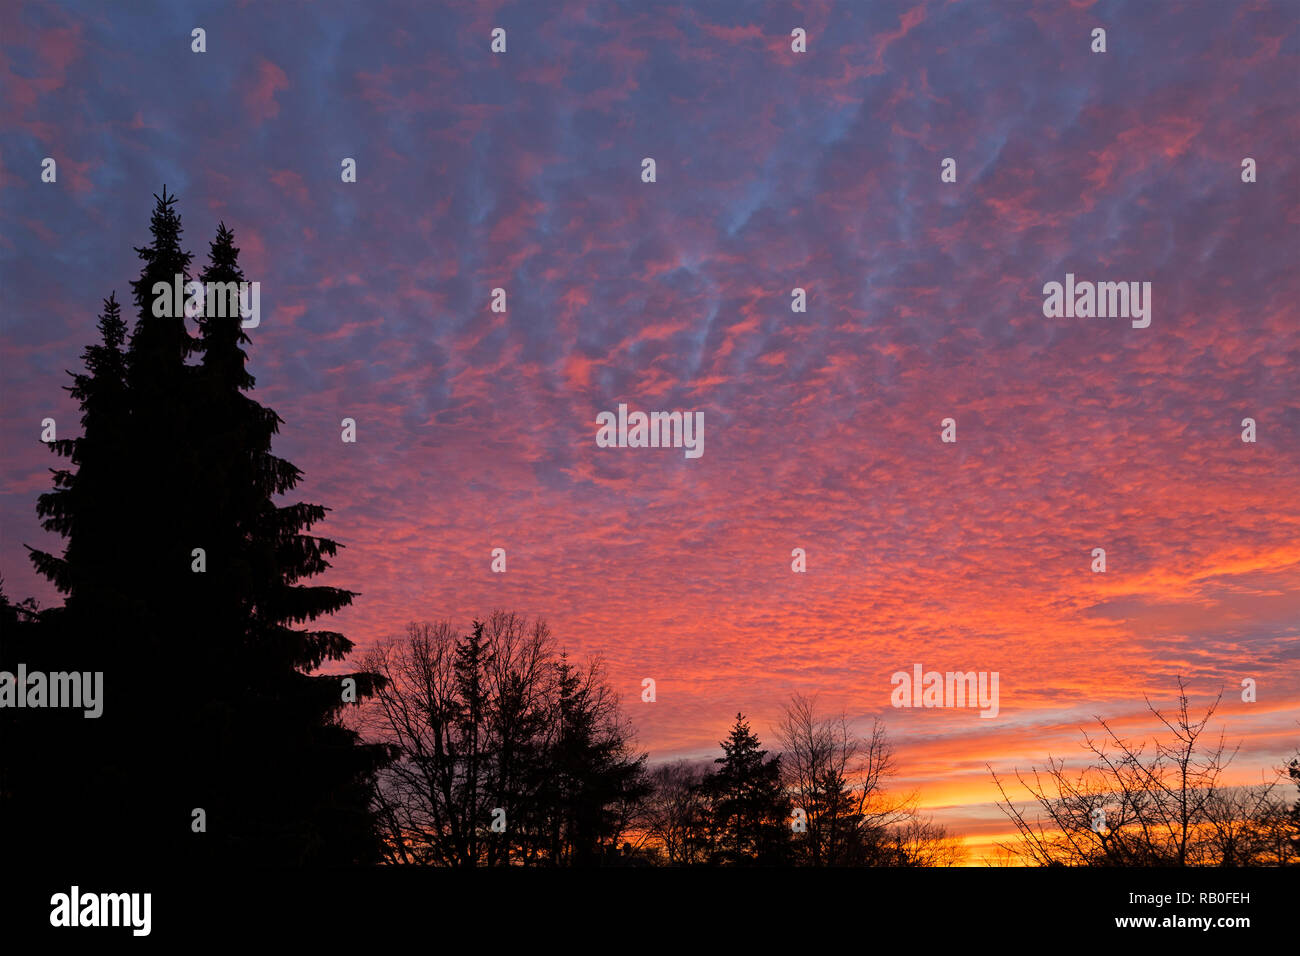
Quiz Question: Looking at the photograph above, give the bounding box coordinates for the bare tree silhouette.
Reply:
[638,759,712,865]
[361,612,647,866]
[777,694,963,866]
[990,679,1297,866]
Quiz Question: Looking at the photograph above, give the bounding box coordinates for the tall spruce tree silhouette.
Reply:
[451,620,494,866]
[28,292,131,602]
[12,190,388,866]
[189,220,389,864]
[18,286,153,864]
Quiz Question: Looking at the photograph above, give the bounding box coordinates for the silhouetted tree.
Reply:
[364,614,647,866]
[704,713,791,865]
[773,695,958,866]
[20,276,163,863]
[542,653,649,865]
[365,621,470,865]
[484,613,553,866]
[452,621,494,865]
[28,292,131,601]
[990,680,1295,867]
[639,760,712,865]
[1289,755,1300,859]
[873,817,967,867]
[777,695,899,865]
[11,190,387,865]
[186,218,389,865]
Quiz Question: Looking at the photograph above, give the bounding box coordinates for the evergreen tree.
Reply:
[185,219,389,865]
[28,292,131,603]
[451,620,495,865]
[121,186,199,650]
[366,619,648,867]
[706,713,791,865]
[488,668,550,865]
[21,287,149,863]
[808,766,868,865]
[14,190,388,865]
[549,655,648,865]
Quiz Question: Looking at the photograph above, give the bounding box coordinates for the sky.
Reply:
[2,0,1298,864]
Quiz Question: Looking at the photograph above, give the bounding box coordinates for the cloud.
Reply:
[2,1,1297,863]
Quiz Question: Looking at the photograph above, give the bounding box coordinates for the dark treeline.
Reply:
[362,614,647,866]
[360,614,965,866]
